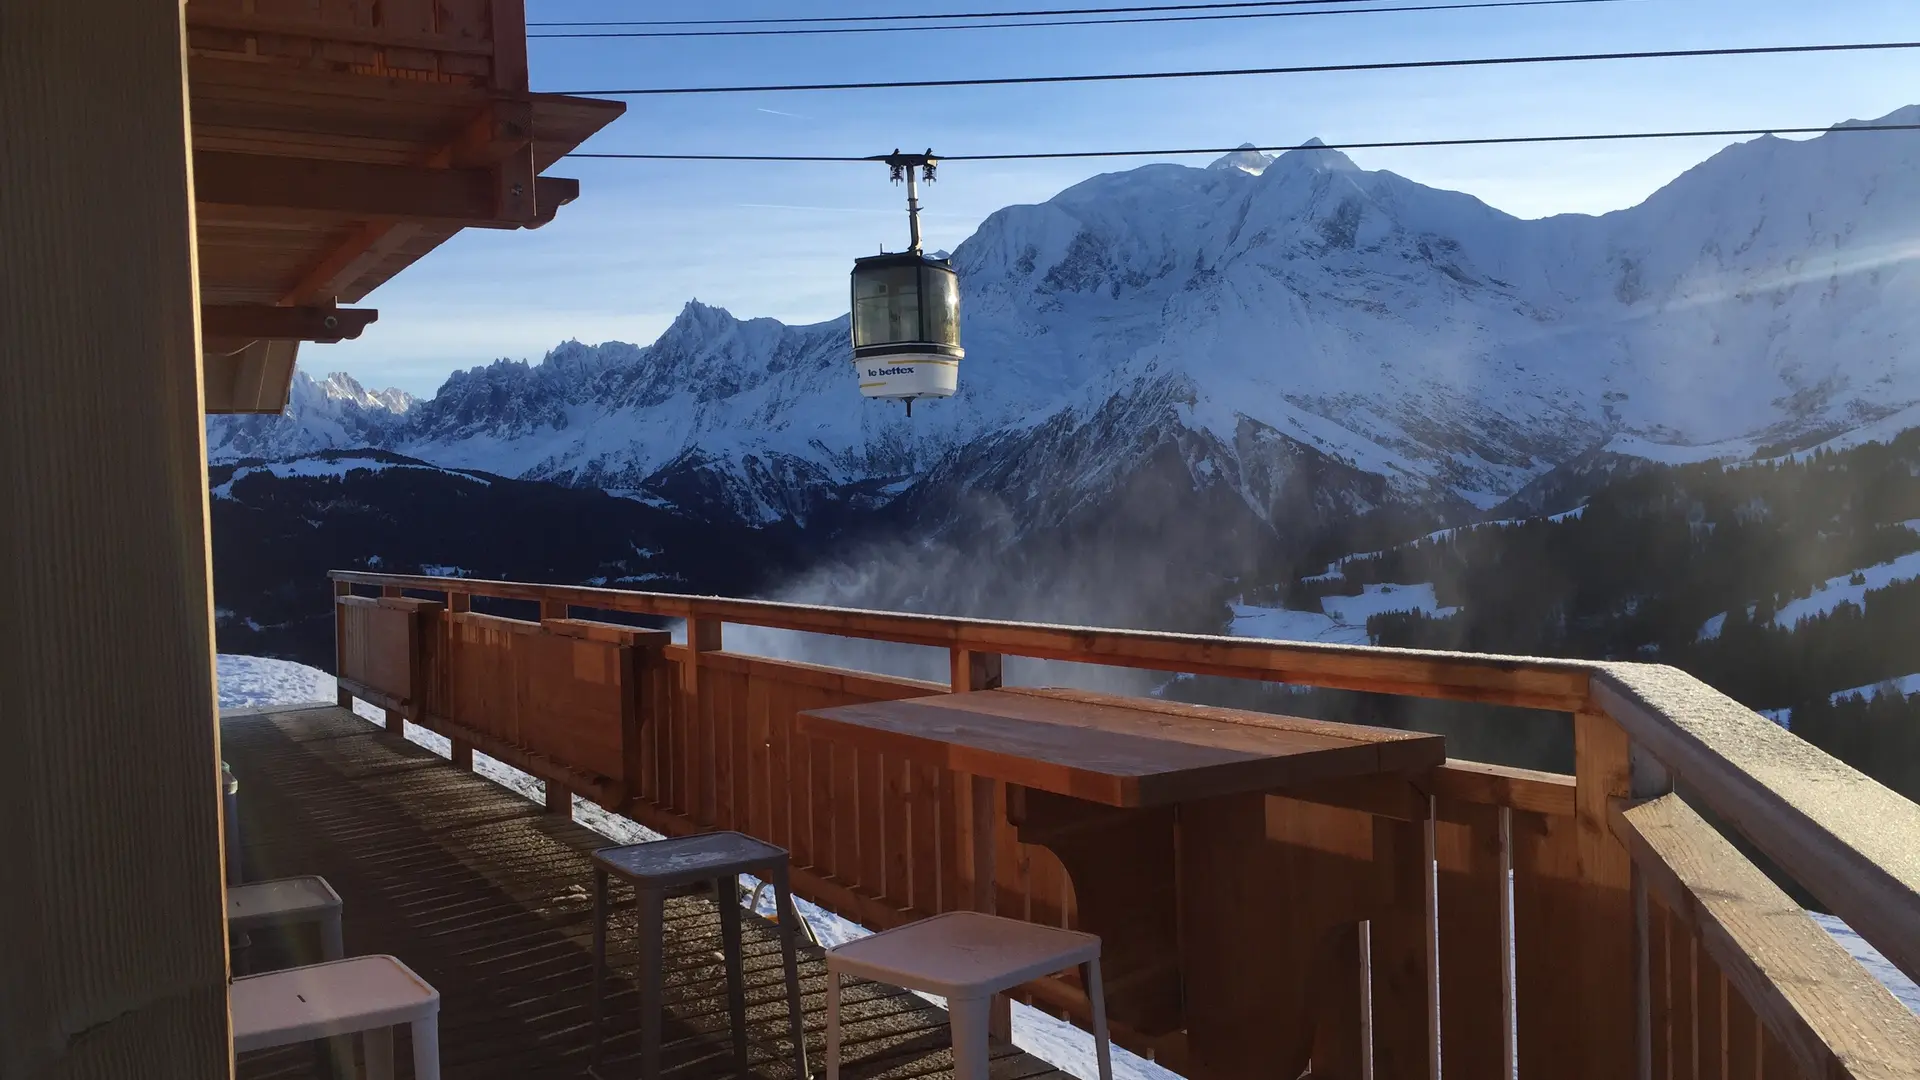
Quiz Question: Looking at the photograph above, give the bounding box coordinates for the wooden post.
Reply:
[0,1,233,1073]
[545,780,572,818]
[1630,743,1673,1080]
[539,597,572,811]
[950,649,1012,1037]
[448,593,473,767]
[685,614,722,825]
[334,579,353,708]
[1576,711,1639,1078]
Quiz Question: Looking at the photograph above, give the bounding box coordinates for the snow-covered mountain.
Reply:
[210,106,1920,534]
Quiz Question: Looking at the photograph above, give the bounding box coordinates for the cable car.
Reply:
[851,150,961,413]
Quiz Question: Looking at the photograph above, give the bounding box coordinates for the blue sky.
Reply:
[310,0,1920,396]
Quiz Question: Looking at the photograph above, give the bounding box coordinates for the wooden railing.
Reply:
[329,571,1920,1080]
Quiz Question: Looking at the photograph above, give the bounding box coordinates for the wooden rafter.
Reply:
[278,223,421,307]
[193,151,575,229]
[201,304,377,343]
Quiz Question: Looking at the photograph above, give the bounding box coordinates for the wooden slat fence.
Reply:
[329,572,1920,1080]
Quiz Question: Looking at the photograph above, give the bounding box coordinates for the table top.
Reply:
[591,831,788,886]
[795,687,1444,808]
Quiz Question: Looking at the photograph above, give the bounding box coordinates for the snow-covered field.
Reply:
[1696,550,1920,641]
[210,453,491,499]
[217,653,1920,1056]
[1771,551,1920,628]
[1230,582,1456,645]
[1827,673,1920,705]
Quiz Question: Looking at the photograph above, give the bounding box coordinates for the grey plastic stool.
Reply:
[825,911,1112,1080]
[228,875,346,963]
[590,832,809,1080]
[232,954,440,1080]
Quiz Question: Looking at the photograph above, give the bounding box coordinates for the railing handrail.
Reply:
[1612,794,1920,1078]
[1594,664,1920,990]
[331,570,1920,994]
[327,570,1597,710]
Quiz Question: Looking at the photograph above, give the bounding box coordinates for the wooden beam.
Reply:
[1593,664,1920,988]
[1426,759,1576,817]
[201,304,377,343]
[0,0,231,1072]
[193,150,575,228]
[281,222,420,307]
[1613,795,1920,1080]
[185,7,496,55]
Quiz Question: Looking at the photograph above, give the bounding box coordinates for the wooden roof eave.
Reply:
[183,18,625,413]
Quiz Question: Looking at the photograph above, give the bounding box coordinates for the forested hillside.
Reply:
[1264,432,1920,800]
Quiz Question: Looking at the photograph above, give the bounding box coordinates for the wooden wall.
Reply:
[0,2,232,1075]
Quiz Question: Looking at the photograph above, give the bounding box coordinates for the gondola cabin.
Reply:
[851,251,963,403]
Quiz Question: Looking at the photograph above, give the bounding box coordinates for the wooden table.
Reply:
[796,686,1442,808]
[796,688,1446,1079]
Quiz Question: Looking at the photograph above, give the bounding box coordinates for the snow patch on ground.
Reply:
[1232,583,1456,644]
[211,455,491,499]
[217,654,337,709]
[217,655,1167,1080]
[1604,433,1755,466]
[1772,551,1920,627]
[1813,914,1920,1014]
[1828,673,1920,704]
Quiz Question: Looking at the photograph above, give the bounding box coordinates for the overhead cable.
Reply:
[530,0,1434,28]
[551,40,1920,95]
[563,123,1920,163]
[529,0,1637,39]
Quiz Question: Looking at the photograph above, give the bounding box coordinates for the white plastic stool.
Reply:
[232,954,441,1080]
[824,911,1112,1080]
[228,875,345,961]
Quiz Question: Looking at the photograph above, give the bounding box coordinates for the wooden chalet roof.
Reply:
[183,0,624,412]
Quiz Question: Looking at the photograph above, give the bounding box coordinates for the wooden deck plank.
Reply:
[225,706,1074,1080]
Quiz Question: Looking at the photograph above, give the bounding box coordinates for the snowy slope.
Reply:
[1230,582,1456,644]
[1828,673,1920,703]
[210,106,1920,524]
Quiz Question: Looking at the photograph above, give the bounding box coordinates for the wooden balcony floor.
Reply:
[223,705,1074,1080]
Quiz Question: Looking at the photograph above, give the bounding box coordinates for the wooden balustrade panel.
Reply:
[1653,893,1782,1080]
[1514,806,1630,1080]
[1180,794,1386,1080]
[446,613,525,746]
[444,613,630,784]
[1511,714,1636,1080]
[1653,894,1673,1079]
[624,652,1087,946]
[1435,798,1507,1080]
[338,597,419,705]
[1724,963,1761,1080]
